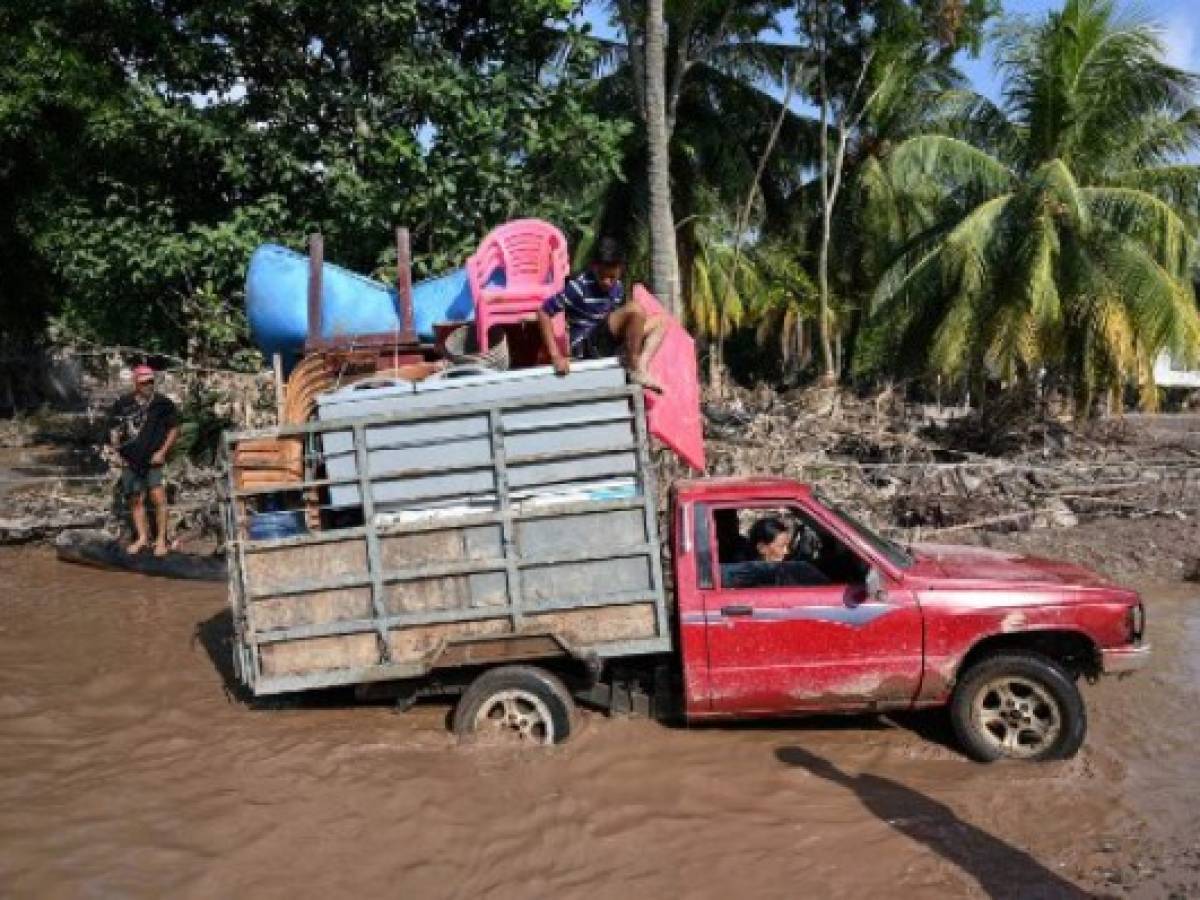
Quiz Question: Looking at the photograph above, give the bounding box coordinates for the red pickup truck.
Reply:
[227,385,1149,763]
[651,478,1149,761]
[444,477,1148,762]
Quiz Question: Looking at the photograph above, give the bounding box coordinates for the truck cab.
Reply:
[670,478,1148,761]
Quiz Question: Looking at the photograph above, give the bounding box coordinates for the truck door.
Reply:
[698,503,923,714]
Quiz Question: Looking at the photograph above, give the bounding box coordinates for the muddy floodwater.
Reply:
[1,546,1197,899]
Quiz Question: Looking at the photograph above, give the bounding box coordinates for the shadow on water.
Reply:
[775,745,1093,900]
[666,710,961,751]
[193,608,248,702]
[192,608,407,712]
[885,708,964,755]
[675,713,895,735]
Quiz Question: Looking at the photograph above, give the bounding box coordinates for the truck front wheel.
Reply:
[950,652,1086,762]
[453,665,576,747]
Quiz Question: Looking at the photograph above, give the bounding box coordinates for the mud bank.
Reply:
[0,543,1197,899]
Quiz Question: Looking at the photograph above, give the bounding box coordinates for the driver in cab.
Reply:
[734,516,830,588]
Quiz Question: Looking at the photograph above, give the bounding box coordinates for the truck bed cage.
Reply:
[222,379,671,696]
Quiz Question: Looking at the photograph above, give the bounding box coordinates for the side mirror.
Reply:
[865,567,887,602]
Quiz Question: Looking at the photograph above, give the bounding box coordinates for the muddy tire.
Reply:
[452,666,575,747]
[950,651,1086,762]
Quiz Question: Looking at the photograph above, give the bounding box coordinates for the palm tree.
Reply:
[596,0,811,316]
[867,0,1200,412]
[688,219,763,342]
[642,0,679,312]
[752,242,820,374]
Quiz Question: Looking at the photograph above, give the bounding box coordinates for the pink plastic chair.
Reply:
[467,219,570,350]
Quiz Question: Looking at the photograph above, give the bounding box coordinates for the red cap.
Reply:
[133,365,155,382]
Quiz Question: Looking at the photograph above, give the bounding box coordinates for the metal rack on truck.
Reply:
[224,361,670,707]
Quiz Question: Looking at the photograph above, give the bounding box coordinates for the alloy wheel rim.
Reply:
[972,675,1062,758]
[474,689,555,745]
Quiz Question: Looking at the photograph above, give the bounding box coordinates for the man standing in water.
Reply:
[108,365,179,556]
[537,237,666,392]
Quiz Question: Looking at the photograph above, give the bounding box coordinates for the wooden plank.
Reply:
[387,618,512,663]
[244,540,367,595]
[272,353,285,423]
[523,603,660,643]
[433,635,566,668]
[259,632,379,676]
[250,587,374,631]
[396,226,417,344]
[251,589,663,644]
[306,233,323,348]
[384,575,473,613]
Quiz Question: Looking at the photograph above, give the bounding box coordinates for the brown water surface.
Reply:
[1,546,1197,898]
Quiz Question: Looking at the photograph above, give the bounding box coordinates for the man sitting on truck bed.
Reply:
[537,237,666,393]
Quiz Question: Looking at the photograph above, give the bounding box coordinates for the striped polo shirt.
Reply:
[541,270,626,348]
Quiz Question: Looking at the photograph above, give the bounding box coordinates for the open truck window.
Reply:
[711,506,867,589]
[811,491,914,570]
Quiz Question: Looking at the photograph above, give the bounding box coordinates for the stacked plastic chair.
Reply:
[466,219,570,351]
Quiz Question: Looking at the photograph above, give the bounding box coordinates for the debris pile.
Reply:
[4,359,1199,554]
[700,383,1200,539]
[0,357,274,547]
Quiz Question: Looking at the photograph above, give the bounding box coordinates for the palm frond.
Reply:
[1096,234,1200,364]
[1109,108,1200,169]
[1084,185,1195,278]
[885,135,1016,202]
[1106,164,1200,224]
[928,89,1024,163]
[872,194,1013,314]
[703,40,809,90]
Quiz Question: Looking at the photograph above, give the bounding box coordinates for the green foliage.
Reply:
[687,218,764,340]
[42,196,283,366]
[0,0,627,359]
[175,383,235,467]
[589,0,817,278]
[864,0,1200,412]
[750,244,821,368]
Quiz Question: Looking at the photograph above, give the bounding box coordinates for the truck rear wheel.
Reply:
[453,665,576,747]
[950,651,1086,762]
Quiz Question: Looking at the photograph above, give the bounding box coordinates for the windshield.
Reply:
[812,491,914,570]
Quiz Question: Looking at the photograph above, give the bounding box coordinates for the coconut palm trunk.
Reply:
[644,0,681,315]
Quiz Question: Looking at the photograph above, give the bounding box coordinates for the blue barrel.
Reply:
[245,244,475,361]
[247,510,308,541]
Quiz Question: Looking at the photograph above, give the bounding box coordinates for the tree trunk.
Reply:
[815,1,838,385]
[708,326,725,396]
[645,0,681,315]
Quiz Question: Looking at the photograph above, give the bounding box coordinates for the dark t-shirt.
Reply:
[109,393,179,474]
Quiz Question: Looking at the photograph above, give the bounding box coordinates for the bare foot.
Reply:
[153,543,170,558]
[126,539,148,555]
[630,369,664,394]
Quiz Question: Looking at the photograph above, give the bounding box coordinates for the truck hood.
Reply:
[909,543,1116,589]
